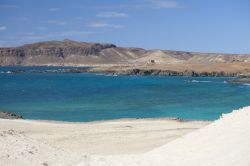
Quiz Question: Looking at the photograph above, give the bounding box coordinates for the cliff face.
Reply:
[0,39,250,66]
[0,39,148,66]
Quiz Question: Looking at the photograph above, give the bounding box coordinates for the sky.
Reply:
[0,0,250,53]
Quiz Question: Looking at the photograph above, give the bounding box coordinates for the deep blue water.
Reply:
[1,66,250,122]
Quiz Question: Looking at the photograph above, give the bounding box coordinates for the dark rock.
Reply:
[226,77,250,84]
[0,112,23,119]
[105,69,238,77]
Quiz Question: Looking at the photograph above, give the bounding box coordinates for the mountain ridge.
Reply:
[0,39,250,66]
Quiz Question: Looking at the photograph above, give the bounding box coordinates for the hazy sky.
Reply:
[0,0,249,53]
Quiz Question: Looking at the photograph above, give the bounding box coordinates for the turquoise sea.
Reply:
[1,66,250,122]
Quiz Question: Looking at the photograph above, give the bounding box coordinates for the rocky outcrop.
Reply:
[0,112,23,119]
[0,39,250,66]
[7,65,248,77]
[7,67,238,77]
[98,69,239,77]
[226,75,250,84]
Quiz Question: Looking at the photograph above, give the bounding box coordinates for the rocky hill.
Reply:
[0,39,250,66]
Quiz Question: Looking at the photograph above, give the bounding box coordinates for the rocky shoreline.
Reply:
[3,65,250,84]
[0,112,23,119]
[5,67,241,77]
[95,68,240,77]
[226,75,250,84]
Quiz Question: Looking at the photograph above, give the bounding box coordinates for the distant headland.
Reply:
[1,39,250,78]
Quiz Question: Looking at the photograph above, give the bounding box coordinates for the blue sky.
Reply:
[0,0,249,53]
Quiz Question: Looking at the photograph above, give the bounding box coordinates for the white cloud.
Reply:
[146,0,178,9]
[0,26,7,31]
[73,17,91,21]
[88,22,124,29]
[97,12,128,18]
[37,26,47,31]
[48,7,61,11]
[74,17,84,20]
[48,20,67,25]
[93,0,179,10]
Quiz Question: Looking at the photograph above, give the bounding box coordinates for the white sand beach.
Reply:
[1,107,250,166]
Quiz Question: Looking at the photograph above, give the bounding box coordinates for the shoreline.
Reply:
[1,106,250,165]
[0,117,210,157]
[0,116,211,124]
[2,64,250,84]
[1,62,250,77]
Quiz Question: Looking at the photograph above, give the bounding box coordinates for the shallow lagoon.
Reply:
[1,66,250,122]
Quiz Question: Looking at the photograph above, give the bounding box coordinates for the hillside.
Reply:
[0,39,250,66]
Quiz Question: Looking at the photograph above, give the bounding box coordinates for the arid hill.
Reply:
[0,39,250,66]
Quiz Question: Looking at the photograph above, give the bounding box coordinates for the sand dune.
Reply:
[1,107,250,166]
[86,106,250,166]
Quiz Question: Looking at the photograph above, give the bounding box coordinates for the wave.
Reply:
[186,80,212,83]
[0,71,12,74]
[105,74,118,77]
[96,73,118,77]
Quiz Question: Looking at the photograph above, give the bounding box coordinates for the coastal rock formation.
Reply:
[8,67,241,77]
[86,62,250,77]
[0,112,23,119]
[227,77,250,84]
[0,39,250,66]
[108,69,236,77]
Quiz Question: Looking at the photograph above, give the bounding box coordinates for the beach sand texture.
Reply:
[1,106,250,166]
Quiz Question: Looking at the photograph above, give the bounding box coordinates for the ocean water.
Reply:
[1,66,250,122]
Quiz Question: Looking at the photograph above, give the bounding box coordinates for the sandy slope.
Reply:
[0,118,208,166]
[86,106,250,166]
[0,129,83,166]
